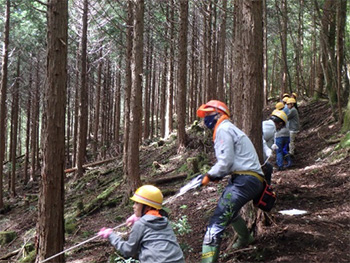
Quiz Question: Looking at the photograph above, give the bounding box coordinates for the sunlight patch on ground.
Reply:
[169,155,182,161]
[321,145,334,155]
[67,257,96,263]
[303,163,326,171]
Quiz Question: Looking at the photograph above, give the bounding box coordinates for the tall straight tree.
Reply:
[36,0,68,261]
[177,0,188,151]
[123,1,133,180]
[126,0,144,196]
[10,56,20,197]
[0,0,10,210]
[216,0,227,102]
[232,0,265,238]
[233,0,264,158]
[76,0,89,178]
[241,0,264,159]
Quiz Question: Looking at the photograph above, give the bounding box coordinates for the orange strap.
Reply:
[145,210,162,217]
[213,115,230,141]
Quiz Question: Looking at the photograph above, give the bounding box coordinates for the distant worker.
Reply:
[275,102,292,170]
[282,96,290,115]
[98,185,185,263]
[262,108,288,182]
[287,97,300,157]
[196,100,264,263]
[291,92,299,112]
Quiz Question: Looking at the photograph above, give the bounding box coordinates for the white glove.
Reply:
[271,144,278,150]
[266,148,272,158]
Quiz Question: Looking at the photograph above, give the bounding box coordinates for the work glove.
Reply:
[201,173,220,186]
[126,214,140,226]
[266,148,272,158]
[98,227,113,239]
[271,144,279,150]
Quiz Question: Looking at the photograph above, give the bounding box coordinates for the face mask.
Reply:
[204,113,219,129]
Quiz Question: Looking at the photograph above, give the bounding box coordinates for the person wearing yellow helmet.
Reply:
[291,92,299,111]
[287,98,300,157]
[282,96,290,115]
[98,185,184,263]
[262,108,288,182]
[197,100,264,263]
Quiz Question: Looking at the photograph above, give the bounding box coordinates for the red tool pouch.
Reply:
[254,181,276,212]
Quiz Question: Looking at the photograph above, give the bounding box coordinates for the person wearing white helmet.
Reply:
[98,185,184,263]
[197,100,264,263]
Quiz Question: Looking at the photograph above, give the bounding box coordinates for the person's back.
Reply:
[288,107,300,132]
[98,185,185,263]
[262,119,276,149]
[110,214,184,263]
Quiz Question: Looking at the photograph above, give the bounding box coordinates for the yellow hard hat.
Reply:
[130,185,163,209]
[282,97,289,103]
[287,97,296,104]
[282,93,290,98]
[271,109,287,124]
[292,92,297,98]
[275,102,284,110]
[197,100,230,118]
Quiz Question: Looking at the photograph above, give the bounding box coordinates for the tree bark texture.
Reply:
[241,0,264,161]
[123,1,133,179]
[76,0,89,177]
[126,0,144,195]
[0,0,10,209]
[177,0,188,151]
[36,0,68,262]
[10,56,20,197]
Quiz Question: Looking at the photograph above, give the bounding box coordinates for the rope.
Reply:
[40,222,127,263]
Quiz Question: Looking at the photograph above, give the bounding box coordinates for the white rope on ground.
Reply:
[40,222,127,263]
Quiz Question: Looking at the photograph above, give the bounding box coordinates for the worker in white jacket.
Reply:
[197,100,264,263]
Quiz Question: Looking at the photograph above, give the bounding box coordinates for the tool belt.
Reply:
[253,181,276,212]
[233,170,264,183]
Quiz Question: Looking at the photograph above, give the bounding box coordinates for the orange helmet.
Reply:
[197,100,230,118]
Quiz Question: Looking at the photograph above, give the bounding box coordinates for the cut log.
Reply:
[76,180,122,217]
[64,157,118,173]
[147,173,187,185]
[0,248,20,260]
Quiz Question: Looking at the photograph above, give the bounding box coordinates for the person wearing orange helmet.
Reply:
[98,185,184,263]
[197,100,264,263]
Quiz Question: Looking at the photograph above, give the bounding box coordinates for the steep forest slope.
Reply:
[0,100,349,263]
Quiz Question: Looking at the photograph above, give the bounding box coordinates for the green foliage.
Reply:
[109,252,139,263]
[171,215,192,236]
[0,230,16,245]
[335,132,350,150]
[19,250,36,263]
[65,218,77,235]
[171,215,193,254]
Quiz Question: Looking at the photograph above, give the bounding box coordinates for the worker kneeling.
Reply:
[98,185,185,263]
[197,100,264,263]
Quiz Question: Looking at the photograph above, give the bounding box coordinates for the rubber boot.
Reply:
[201,245,219,263]
[231,216,254,249]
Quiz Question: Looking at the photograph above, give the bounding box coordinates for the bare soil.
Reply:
[1,100,349,263]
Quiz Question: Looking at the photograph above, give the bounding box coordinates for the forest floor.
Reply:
[1,100,350,263]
